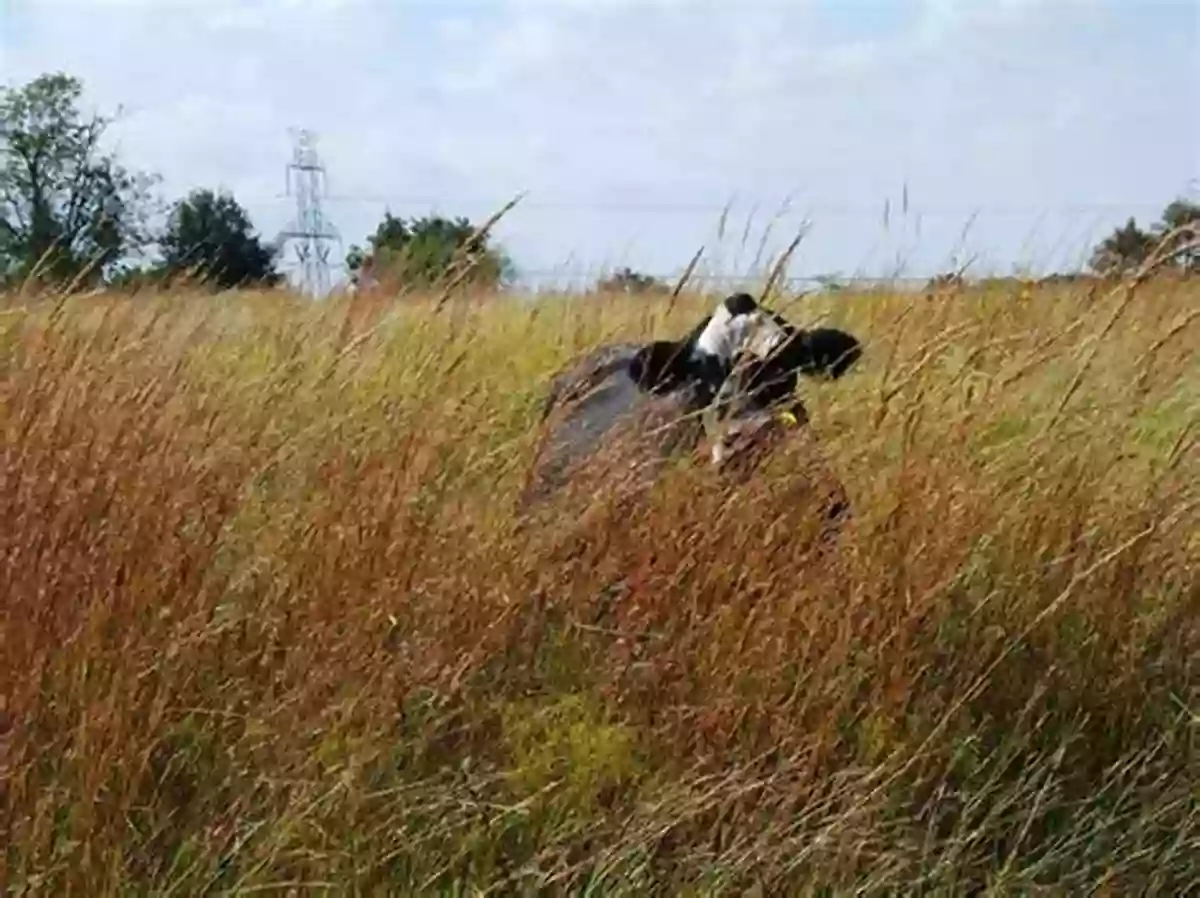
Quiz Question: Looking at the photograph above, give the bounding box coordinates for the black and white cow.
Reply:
[517,293,862,526]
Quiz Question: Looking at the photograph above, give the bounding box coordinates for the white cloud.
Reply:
[2,0,1195,288]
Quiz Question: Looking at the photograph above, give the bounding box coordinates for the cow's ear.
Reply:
[629,339,694,394]
[780,327,862,379]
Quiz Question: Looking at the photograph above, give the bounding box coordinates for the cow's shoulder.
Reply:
[540,342,643,421]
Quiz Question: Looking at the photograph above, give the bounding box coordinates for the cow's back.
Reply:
[518,344,708,520]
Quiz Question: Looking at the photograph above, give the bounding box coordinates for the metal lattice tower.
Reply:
[277,129,341,297]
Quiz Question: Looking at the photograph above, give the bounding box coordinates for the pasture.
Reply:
[1,275,1197,895]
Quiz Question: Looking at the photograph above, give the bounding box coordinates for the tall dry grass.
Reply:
[0,275,1197,895]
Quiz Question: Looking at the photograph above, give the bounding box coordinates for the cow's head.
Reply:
[692,294,862,471]
[625,291,861,470]
[614,293,775,425]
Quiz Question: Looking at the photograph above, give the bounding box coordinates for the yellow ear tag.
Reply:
[777,409,800,427]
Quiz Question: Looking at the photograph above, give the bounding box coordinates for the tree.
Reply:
[346,211,514,291]
[1088,217,1155,276]
[0,71,159,287]
[158,188,282,289]
[1088,199,1200,277]
[1153,198,1199,274]
[595,266,669,295]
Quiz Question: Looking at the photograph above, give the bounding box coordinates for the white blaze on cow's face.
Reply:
[692,302,788,365]
[743,316,789,360]
[690,297,795,468]
[692,303,752,360]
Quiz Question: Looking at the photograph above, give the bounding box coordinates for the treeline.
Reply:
[0,72,511,293]
[2,70,1195,296]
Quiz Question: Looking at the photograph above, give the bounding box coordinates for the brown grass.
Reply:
[1,275,1197,896]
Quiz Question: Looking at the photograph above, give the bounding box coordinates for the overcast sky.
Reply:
[3,0,1197,290]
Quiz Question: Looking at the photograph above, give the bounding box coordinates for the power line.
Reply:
[512,270,924,286]
[411,265,1081,289]
[275,129,343,298]
[255,191,1172,217]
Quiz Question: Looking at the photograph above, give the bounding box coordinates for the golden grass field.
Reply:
[1,274,1197,895]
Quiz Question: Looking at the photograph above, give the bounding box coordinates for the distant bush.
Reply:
[595,266,671,295]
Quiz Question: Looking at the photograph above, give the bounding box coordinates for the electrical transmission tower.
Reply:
[277,129,341,297]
